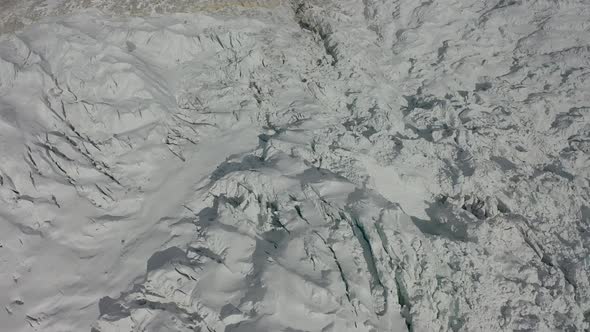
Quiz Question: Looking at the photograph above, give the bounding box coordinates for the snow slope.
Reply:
[1,0,590,331]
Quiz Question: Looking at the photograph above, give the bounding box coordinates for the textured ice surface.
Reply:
[1,0,590,331]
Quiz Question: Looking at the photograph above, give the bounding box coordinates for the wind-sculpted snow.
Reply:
[1,0,590,331]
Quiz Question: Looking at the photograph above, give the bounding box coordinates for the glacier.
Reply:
[0,0,589,331]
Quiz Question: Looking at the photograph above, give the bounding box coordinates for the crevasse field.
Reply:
[1,0,589,331]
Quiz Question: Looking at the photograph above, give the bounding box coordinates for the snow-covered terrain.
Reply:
[1,0,590,331]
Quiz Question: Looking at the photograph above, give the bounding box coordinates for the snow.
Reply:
[1,0,590,331]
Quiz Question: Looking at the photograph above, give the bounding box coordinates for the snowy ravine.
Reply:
[1,0,590,331]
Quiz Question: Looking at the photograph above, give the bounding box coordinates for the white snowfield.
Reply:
[0,0,589,331]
